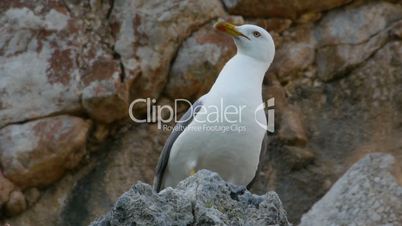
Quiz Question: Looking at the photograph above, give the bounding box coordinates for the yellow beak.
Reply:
[214,21,250,40]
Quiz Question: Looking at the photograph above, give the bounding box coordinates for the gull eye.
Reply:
[253,31,261,38]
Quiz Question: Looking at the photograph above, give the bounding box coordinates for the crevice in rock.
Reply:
[190,181,201,224]
[325,37,396,84]
[60,147,112,226]
[105,0,126,84]
[106,0,114,19]
[111,51,125,83]
[190,201,196,225]
[219,0,229,13]
[118,61,126,84]
[317,19,402,83]
[0,110,90,130]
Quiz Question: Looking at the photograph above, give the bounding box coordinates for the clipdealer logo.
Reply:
[128,98,275,132]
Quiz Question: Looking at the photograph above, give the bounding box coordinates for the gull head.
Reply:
[214,21,275,66]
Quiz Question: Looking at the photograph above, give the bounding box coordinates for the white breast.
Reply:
[162,54,269,188]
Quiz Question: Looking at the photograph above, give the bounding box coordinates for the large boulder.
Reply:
[0,115,91,188]
[0,0,129,126]
[299,153,402,226]
[90,170,289,226]
[0,4,82,127]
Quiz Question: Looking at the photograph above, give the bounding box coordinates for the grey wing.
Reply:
[153,99,203,192]
[247,131,268,190]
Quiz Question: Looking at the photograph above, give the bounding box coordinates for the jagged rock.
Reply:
[0,115,91,188]
[165,20,237,100]
[90,170,289,226]
[221,0,351,19]
[299,153,402,226]
[110,0,225,106]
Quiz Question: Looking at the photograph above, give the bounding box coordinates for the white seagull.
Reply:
[154,21,275,192]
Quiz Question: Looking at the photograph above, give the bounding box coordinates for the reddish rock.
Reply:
[0,4,82,128]
[165,21,237,100]
[265,79,308,147]
[278,107,308,146]
[269,25,316,83]
[0,1,128,127]
[248,18,292,34]
[110,0,225,105]
[81,58,130,124]
[222,0,351,19]
[0,115,91,188]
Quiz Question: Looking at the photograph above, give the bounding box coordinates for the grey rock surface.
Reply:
[299,153,402,226]
[90,170,289,226]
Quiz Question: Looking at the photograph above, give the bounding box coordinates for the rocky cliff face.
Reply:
[0,0,402,225]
